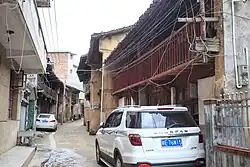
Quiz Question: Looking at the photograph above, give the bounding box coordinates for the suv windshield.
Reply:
[126,111,197,129]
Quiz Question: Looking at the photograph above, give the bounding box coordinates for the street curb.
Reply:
[0,146,37,167]
[22,146,36,167]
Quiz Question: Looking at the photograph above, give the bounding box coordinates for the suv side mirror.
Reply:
[99,122,105,128]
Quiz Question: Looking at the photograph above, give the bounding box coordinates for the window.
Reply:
[105,113,115,128]
[39,115,51,118]
[104,112,123,128]
[126,111,197,129]
[112,113,123,127]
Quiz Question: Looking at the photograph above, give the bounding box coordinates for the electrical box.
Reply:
[238,65,249,86]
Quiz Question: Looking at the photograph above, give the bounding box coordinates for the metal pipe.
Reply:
[100,62,104,124]
[231,0,242,89]
[244,47,249,72]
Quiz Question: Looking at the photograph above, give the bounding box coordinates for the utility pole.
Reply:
[200,0,207,62]
[200,0,206,39]
[177,0,219,62]
[62,80,66,125]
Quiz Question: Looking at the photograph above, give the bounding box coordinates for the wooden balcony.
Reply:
[37,83,57,101]
[113,23,212,93]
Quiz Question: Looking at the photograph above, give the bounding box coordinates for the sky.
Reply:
[38,0,153,57]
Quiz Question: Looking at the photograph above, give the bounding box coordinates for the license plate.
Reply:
[42,120,48,123]
[161,138,182,147]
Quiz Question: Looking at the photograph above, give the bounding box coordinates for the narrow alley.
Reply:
[29,120,101,167]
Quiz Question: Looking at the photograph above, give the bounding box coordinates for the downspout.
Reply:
[231,0,242,88]
[245,47,249,71]
[100,62,104,124]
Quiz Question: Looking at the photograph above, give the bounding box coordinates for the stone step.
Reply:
[0,146,36,167]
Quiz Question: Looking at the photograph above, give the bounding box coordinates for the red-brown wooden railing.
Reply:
[113,23,201,93]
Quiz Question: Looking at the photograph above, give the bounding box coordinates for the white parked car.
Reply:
[95,105,205,167]
[36,114,58,132]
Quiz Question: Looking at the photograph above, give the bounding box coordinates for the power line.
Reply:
[115,0,211,93]
[53,0,59,52]
[112,1,200,76]
[104,0,186,70]
[48,7,56,52]
[104,0,200,72]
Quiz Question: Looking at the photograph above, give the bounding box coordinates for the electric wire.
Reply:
[106,1,201,74]
[113,0,200,77]
[121,0,209,92]
[104,0,190,70]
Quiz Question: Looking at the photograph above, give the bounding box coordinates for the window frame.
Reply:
[125,110,197,129]
[104,111,123,128]
[111,112,123,128]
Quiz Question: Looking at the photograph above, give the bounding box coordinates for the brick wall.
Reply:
[48,52,69,82]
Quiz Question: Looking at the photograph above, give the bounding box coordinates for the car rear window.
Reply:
[126,111,197,129]
[39,115,51,118]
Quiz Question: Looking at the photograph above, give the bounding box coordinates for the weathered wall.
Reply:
[89,70,102,134]
[83,100,91,126]
[48,52,69,82]
[99,33,127,60]
[0,53,19,154]
[223,0,250,92]
[100,33,127,121]
[198,76,215,127]
[50,104,57,115]
[118,97,125,107]
[0,121,19,154]
[138,87,147,105]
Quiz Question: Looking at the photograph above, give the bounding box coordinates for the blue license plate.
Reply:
[42,120,48,123]
[161,138,183,147]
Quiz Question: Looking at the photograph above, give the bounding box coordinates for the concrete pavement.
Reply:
[29,120,101,167]
[0,146,36,167]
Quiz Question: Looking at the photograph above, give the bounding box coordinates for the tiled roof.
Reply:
[86,25,132,67]
[91,25,133,39]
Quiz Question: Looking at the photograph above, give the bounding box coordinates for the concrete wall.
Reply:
[0,121,19,154]
[67,54,82,91]
[198,76,215,128]
[87,32,129,134]
[223,0,250,92]
[100,33,127,120]
[19,0,47,71]
[0,54,20,154]
[118,97,125,107]
[138,87,147,105]
[99,33,127,60]
[89,70,102,134]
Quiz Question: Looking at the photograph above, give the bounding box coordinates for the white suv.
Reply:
[95,105,205,167]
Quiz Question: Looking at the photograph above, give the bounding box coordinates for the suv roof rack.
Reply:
[118,105,140,108]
